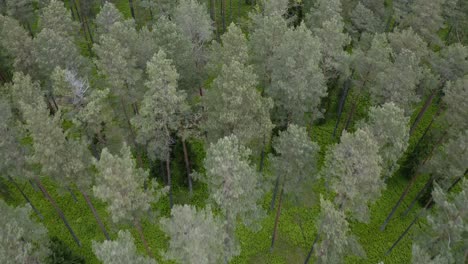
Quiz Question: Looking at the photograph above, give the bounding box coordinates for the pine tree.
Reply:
[0,200,49,264]
[207,23,249,76]
[269,23,327,125]
[412,180,467,263]
[197,135,265,258]
[131,50,189,208]
[260,0,289,16]
[305,0,351,79]
[370,49,423,114]
[440,76,468,136]
[3,0,35,34]
[173,0,213,94]
[151,16,196,93]
[359,103,410,179]
[401,0,445,46]
[38,0,79,38]
[202,60,273,150]
[0,15,34,75]
[324,129,383,223]
[249,13,288,91]
[95,2,124,37]
[310,197,365,264]
[268,124,320,250]
[430,43,468,83]
[159,205,228,264]
[92,230,157,264]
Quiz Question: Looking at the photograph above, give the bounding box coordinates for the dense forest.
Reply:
[0,0,467,263]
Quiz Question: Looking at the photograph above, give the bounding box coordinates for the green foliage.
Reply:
[160,205,228,264]
[47,236,85,264]
[0,200,49,264]
[94,144,166,225]
[92,230,157,264]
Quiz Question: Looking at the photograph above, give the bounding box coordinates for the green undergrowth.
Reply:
[3,87,439,264]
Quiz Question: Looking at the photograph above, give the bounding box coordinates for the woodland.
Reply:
[0,0,467,263]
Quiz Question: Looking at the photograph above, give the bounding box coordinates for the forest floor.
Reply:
[3,1,442,263]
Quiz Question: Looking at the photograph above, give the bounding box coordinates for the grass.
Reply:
[2,1,446,263]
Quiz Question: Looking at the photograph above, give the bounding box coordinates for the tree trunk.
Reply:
[84,16,94,44]
[270,186,284,251]
[238,0,241,22]
[385,174,463,256]
[210,0,215,20]
[380,130,447,231]
[128,0,136,19]
[79,188,111,240]
[230,0,233,22]
[182,139,193,195]
[8,176,43,220]
[332,78,351,138]
[29,179,40,192]
[269,175,280,212]
[343,97,359,131]
[134,218,153,257]
[259,136,266,173]
[401,175,435,217]
[304,233,320,264]
[221,0,226,32]
[380,170,423,231]
[409,89,436,136]
[67,187,79,203]
[119,98,142,167]
[34,178,81,247]
[166,154,173,208]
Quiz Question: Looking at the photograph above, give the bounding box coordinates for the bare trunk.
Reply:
[128,0,136,19]
[344,97,359,131]
[67,187,78,203]
[79,188,111,240]
[380,171,423,231]
[385,175,463,256]
[182,139,193,195]
[166,154,173,208]
[34,178,81,247]
[134,218,153,257]
[221,0,226,32]
[120,98,142,167]
[409,90,436,136]
[304,233,320,264]
[259,136,266,173]
[270,186,284,252]
[8,176,43,220]
[210,0,215,20]
[332,78,351,138]
[401,175,435,217]
[229,0,233,22]
[269,175,280,212]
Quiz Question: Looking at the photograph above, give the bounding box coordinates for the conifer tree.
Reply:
[430,43,468,83]
[202,60,273,150]
[306,197,365,264]
[412,180,467,263]
[0,15,34,75]
[39,0,79,38]
[249,13,288,91]
[3,0,35,34]
[440,76,468,136]
[92,230,156,264]
[269,23,327,125]
[359,103,410,179]
[370,49,423,114]
[401,0,445,46]
[94,144,166,257]
[207,23,249,76]
[197,135,265,259]
[131,50,189,208]
[173,0,212,94]
[0,200,49,264]
[323,129,383,223]
[160,205,229,264]
[268,124,320,250]
[95,2,124,37]
[305,0,351,79]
